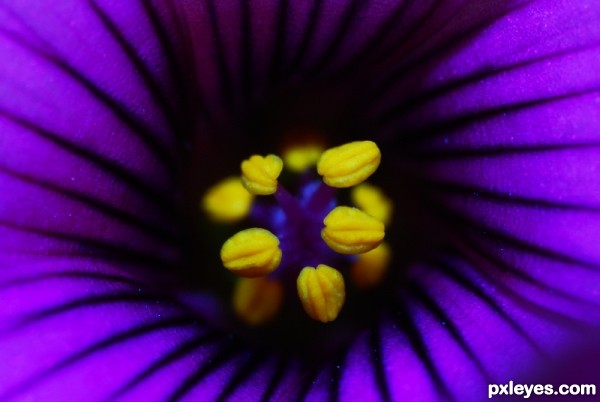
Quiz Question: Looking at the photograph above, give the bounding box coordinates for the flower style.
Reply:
[1,0,600,401]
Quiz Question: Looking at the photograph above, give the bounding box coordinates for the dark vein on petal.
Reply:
[110,332,224,400]
[0,109,176,215]
[439,250,593,329]
[368,324,393,402]
[0,271,147,291]
[306,0,363,77]
[419,177,600,213]
[140,0,194,141]
[328,347,348,402]
[239,0,254,101]
[268,0,289,85]
[368,1,532,109]
[0,316,198,401]
[285,0,323,76]
[380,40,600,124]
[458,236,600,308]
[215,349,268,402]
[433,199,600,271]
[203,0,236,112]
[88,0,182,135]
[294,366,320,402]
[390,300,454,401]
[0,164,177,242]
[0,18,177,174]
[423,258,543,355]
[5,292,163,333]
[0,220,175,270]
[168,340,245,401]
[392,86,600,147]
[332,0,412,79]
[166,0,201,125]
[260,355,288,402]
[412,142,600,162]
[407,281,492,381]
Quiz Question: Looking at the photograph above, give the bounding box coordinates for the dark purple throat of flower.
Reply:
[202,140,392,326]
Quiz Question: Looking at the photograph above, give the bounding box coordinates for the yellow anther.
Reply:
[351,243,391,288]
[317,141,381,188]
[241,154,283,195]
[322,206,385,254]
[233,277,284,326]
[283,144,323,172]
[201,177,254,223]
[297,264,345,323]
[351,183,393,226]
[220,228,282,277]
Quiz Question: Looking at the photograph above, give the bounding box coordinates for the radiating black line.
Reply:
[389,87,600,150]
[139,0,194,141]
[0,271,147,292]
[437,251,592,329]
[418,194,588,326]
[427,197,600,271]
[293,366,320,402]
[411,141,600,162]
[0,16,177,175]
[167,341,245,401]
[426,258,544,355]
[88,0,182,136]
[0,164,177,243]
[239,0,254,102]
[368,324,393,402]
[407,281,492,381]
[260,355,288,402]
[215,349,269,402]
[203,0,236,112]
[285,0,324,76]
[8,292,164,332]
[0,220,175,270]
[368,0,533,109]
[0,108,176,216]
[419,177,600,213]
[390,300,454,400]
[340,0,446,124]
[328,347,348,402]
[166,0,223,140]
[306,0,364,77]
[418,191,600,319]
[268,0,289,85]
[378,40,600,126]
[110,331,223,400]
[159,0,199,131]
[332,0,412,79]
[0,316,198,401]
[458,235,600,308]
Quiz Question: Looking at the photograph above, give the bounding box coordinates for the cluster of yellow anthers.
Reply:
[202,141,393,325]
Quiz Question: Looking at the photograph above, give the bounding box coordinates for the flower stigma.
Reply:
[202,140,392,325]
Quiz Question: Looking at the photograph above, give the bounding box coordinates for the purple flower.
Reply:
[1,0,599,400]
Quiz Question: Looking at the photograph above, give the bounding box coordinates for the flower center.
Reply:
[202,141,393,325]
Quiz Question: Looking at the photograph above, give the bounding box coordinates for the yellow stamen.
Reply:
[351,183,393,226]
[233,277,283,325]
[220,228,282,277]
[241,154,283,195]
[351,243,391,288]
[317,141,381,188]
[283,144,324,172]
[297,264,345,323]
[201,177,254,223]
[322,206,385,254]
